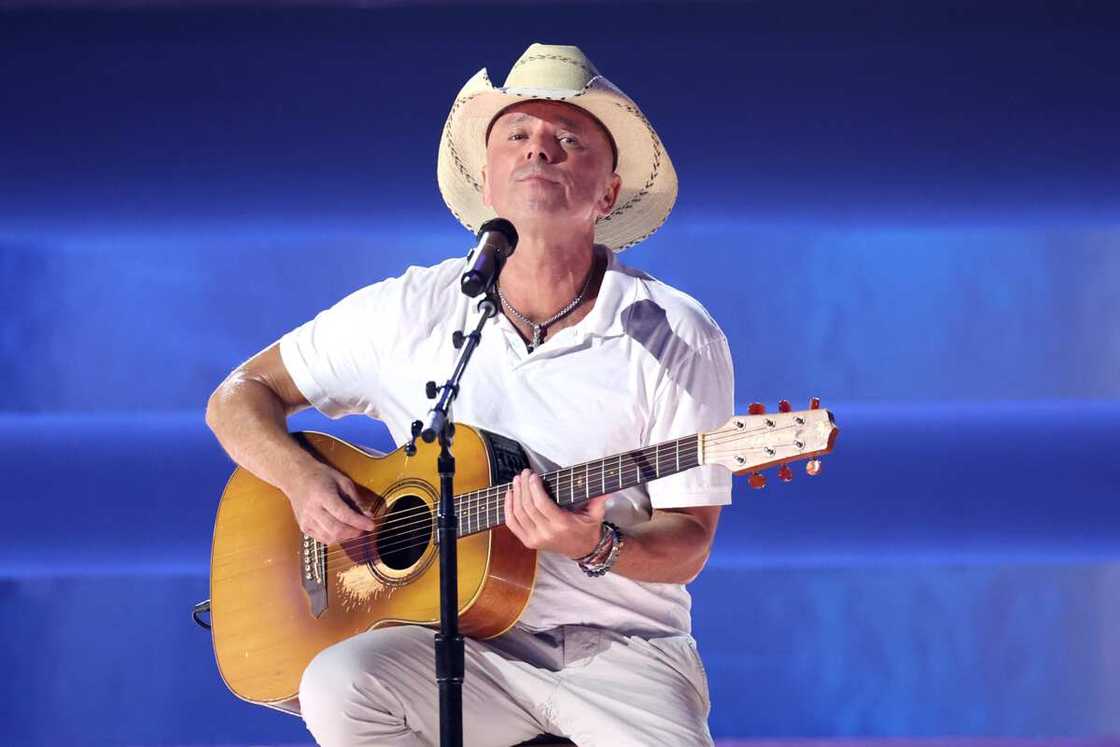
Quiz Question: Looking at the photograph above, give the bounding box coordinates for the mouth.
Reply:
[516,171,561,185]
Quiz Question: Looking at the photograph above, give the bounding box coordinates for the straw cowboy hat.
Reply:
[436,42,678,252]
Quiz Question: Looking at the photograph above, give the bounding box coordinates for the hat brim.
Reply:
[437,68,677,251]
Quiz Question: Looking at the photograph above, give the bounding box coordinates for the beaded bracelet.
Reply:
[573,521,613,564]
[578,522,624,577]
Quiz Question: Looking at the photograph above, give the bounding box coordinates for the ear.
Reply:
[480,164,490,207]
[596,172,622,218]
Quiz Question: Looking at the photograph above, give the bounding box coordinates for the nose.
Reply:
[523,130,562,163]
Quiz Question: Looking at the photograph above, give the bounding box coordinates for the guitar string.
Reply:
[216,428,818,567]
[337,445,815,563]
[216,426,819,566]
[216,426,821,567]
[330,421,808,553]
[212,424,809,566]
[220,438,701,566]
[321,422,813,558]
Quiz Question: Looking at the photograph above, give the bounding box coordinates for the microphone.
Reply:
[461,218,518,297]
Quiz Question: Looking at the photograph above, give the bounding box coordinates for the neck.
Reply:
[497,224,598,321]
[455,432,702,537]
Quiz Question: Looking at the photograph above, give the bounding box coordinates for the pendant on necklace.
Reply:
[530,324,544,351]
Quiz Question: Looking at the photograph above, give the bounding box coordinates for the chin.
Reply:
[499,200,566,220]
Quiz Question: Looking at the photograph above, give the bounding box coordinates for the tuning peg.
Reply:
[806,459,821,476]
[778,400,791,413]
[778,464,793,482]
[426,381,439,399]
[748,402,765,415]
[809,397,821,410]
[748,471,767,489]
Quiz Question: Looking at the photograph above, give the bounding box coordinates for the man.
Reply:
[206,43,734,746]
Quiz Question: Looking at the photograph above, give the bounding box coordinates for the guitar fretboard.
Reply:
[453,434,701,537]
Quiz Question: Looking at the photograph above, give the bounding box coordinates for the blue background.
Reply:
[2,1,1119,744]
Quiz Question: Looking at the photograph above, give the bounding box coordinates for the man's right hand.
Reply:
[207,341,379,546]
[285,462,377,545]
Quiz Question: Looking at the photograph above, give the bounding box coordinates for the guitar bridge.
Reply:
[301,534,328,618]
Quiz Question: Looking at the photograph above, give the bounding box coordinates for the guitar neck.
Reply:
[451,404,838,537]
[454,434,701,537]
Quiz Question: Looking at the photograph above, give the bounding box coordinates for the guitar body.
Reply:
[209,424,535,712]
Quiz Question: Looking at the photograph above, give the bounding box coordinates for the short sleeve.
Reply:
[645,335,735,509]
[278,280,399,420]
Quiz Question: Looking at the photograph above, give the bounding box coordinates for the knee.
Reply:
[299,645,354,737]
[298,627,433,745]
[299,642,399,743]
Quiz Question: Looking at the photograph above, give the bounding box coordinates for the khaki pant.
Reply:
[299,623,714,747]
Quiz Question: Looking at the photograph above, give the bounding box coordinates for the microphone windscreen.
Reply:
[477,218,518,256]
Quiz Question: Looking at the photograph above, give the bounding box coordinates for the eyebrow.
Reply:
[489,108,620,170]
[502,112,584,131]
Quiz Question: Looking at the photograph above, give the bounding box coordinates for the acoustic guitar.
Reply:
[207,400,837,713]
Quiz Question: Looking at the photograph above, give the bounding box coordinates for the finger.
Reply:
[322,490,376,532]
[309,511,358,544]
[581,494,610,522]
[515,470,544,516]
[522,471,562,525]
[334,479,377,531]
[512,473,541,534]
[303,520,330,545]
[504,486,530,543]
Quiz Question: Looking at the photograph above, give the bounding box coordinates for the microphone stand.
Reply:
[409,291,499,747]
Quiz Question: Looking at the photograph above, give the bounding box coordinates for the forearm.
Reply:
[205,373,319,495]
[605,508,716,585]
[505,471,719,584]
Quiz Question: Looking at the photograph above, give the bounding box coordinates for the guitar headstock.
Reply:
[701,398,838,486]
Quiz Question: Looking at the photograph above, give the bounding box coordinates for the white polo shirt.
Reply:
[279,246,734,637]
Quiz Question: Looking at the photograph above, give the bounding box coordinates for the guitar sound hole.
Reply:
[378,494,432,571]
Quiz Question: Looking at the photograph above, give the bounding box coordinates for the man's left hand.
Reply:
[504,468,609,559]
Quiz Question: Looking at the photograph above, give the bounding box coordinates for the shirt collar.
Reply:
[572,244,645,340]
[466,243,646,344]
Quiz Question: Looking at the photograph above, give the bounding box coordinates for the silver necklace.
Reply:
[497,264,595,352]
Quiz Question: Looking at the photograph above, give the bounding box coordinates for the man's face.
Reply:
[481,100,621,232]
